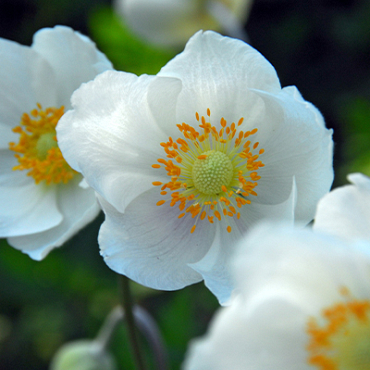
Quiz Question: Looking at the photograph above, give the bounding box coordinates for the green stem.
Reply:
[119,275,147,370]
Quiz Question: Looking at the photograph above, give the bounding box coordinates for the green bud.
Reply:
[50,340,117,370]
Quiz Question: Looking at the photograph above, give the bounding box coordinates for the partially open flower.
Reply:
[57,31,333,302]
[314,173,370,242]
[114,0,252,47]
[183,223,370,370]
[0,26,113,260]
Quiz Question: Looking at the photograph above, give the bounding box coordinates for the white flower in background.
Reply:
[314,172,370,242]
[183,223,370,370]
[57,31,333,303]
[114,0,252,48]
[0,26,113,260]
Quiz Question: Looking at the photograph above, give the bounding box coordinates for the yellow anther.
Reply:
[9,104,76,185]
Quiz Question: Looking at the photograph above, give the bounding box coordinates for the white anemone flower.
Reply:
[183,223,370,370]
[0,26,113,260]
[114,0,252,47]
[57,31,333,303]
[314,173,370,242]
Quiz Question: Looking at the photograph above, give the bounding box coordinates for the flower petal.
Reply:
[183,294,311,370]
[98,189,216,290]
[8,176,100,260]
[0,37,57,148]
[0,177,62,237]
[32,26,113,108]
[232,223,370,304]
[57,71,174,214]
[248,86,333,224]
[158,30,281,126]
[314,172,370,242]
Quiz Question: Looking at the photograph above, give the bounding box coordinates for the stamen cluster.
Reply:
[9,104,76,185]
[307,287,370,369]
[152,109,265,234]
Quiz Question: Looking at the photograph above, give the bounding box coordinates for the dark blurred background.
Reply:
[0,0,369,369]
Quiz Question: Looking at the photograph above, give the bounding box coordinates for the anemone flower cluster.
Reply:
[57,30,333,303]
[0,26,113,260]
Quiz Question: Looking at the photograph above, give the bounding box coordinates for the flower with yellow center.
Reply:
[0,26,113,260]
[9,104,76,185]
[183,224,370,370]
[57,31,333,303]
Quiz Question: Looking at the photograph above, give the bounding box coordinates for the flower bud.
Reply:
[50,340,117,370]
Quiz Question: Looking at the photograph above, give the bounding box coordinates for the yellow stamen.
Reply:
[306,287,370,370]
[9,104,76,185]
[152,108,264,233]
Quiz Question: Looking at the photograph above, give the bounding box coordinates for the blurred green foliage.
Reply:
[88,6,175,75]
[0,0,369,369]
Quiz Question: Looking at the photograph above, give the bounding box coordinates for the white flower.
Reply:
[183,223,370,370]
[314,173,370,242]
[0,26,113,260]
[114,0,252,47]
[57,31,333,303]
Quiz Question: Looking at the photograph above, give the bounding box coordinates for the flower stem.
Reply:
[93,305,124,354]
[119,275,147,370]
[133,306,169,370]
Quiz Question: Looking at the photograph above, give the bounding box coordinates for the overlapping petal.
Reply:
[58,71,174,214]
[8,177,100,260]
[32,26,113,108]
[98,191,213,290]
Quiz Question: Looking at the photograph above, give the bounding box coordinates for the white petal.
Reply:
[233,223,370,303]
[146,76,183,138]
[8,176,100,260]
[0,37,57,148]
[32,26,113,108]
[249,86,333,224]
[183,294,311,370]
[57,71,172,214]
[158,30,281,126]
[0,178,62,237]
[314,172,370,242]
[98,189,216,291]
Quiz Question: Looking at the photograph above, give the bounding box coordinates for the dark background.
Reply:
[0,0,369,369]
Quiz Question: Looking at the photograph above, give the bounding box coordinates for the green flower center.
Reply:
[192,150,233,195]
[36,132,58,160]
